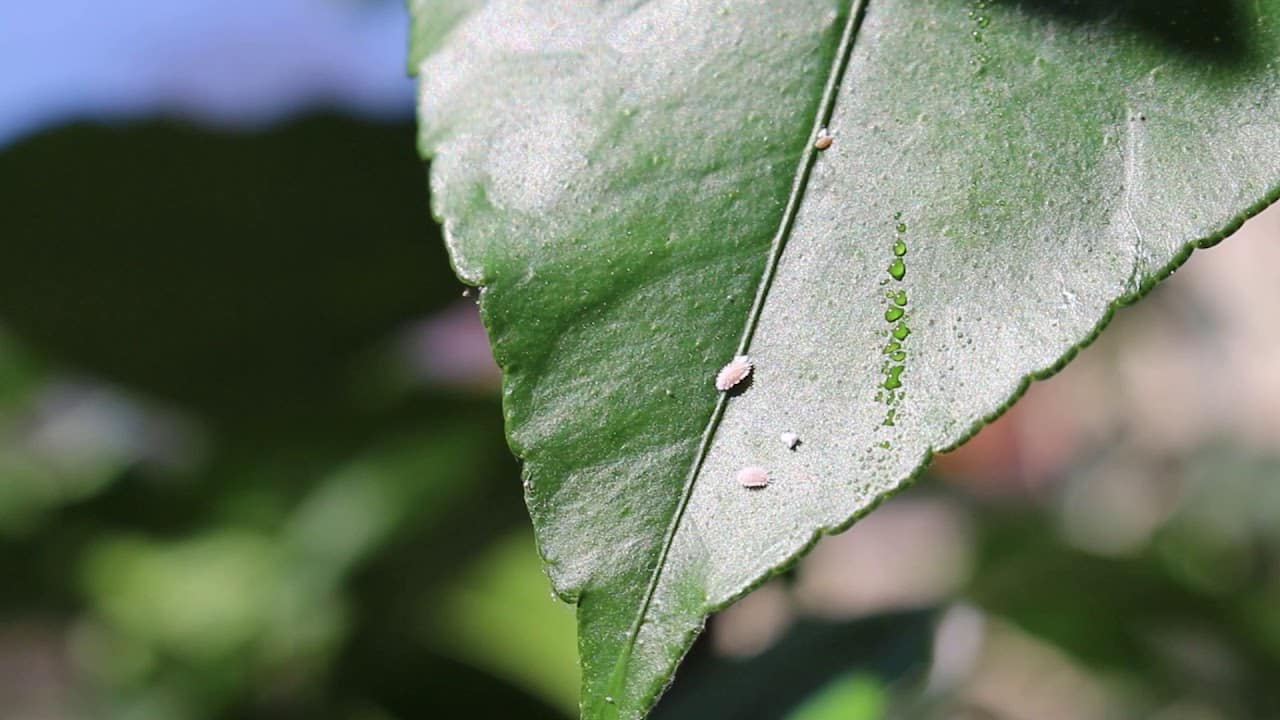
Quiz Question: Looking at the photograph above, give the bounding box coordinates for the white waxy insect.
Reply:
[736,465,770,489]
[780,432,800,450]
[715,355,754,392]
[814,128,833,150]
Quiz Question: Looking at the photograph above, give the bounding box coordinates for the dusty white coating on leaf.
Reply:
[486,107,593,213]
[670,0,1280,608]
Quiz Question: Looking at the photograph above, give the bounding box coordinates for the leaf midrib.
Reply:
[601,0,873,705]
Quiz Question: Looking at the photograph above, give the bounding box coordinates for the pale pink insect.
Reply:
[814,128,833,150]
[715,355,753,392]
[736,465,770,489]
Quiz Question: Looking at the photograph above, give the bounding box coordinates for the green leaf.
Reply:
[409,1,1280,716]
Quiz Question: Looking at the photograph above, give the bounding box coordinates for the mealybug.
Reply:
[715,355,753,392]
[736,465,770,489]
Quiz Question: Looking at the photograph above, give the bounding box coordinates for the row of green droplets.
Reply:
[877,214,911,427]
[968,0,992,74]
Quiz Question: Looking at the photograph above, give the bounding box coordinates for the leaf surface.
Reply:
[410,1,1280,716]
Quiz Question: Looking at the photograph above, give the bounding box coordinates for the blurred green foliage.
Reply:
[0,117,557,719]
[787,674,885,720]
[651,611,933,720]
[969,445,1280,718]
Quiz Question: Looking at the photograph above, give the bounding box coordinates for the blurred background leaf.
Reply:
[651,610,934,720]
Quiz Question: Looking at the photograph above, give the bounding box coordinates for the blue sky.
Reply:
[0,0,415,147]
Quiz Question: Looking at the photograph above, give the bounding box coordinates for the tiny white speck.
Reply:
[780,432,800,450]
[715,355,753,392]
[736,465,770,489]
[814,128,833,150]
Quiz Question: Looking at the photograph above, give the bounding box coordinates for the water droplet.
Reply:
[892,323,912,341]
[893,239,907,257]
[892,290,908,306]
[895,222,907,233]
[883,366,905,390]
[888,258,906,281]
[885,306,905,322]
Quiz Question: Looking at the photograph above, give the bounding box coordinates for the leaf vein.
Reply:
[600,0,873,706]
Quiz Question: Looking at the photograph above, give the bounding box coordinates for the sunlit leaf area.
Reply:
[2,1,1279,718]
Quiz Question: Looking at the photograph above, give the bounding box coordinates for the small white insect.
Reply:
[780,432,800,450]
[715,354,753,392]
[814,128,833,150]
[736,465,770,489]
